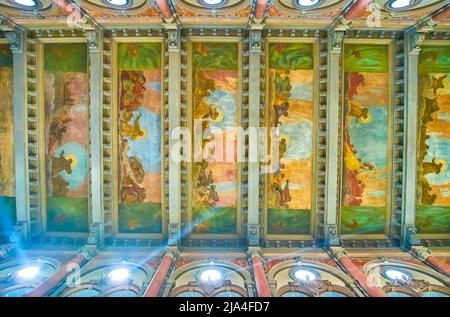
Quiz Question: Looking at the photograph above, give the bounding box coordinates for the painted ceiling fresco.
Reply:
[341,43,391,237]
[190,41,240,236]
[266,41,315,236]
[43,42,89,232]
[417,44,450,235]
[117,41,163,235]
[0,44,15,238]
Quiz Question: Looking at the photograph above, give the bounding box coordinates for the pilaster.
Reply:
[247,23,264,247]
[165,24,182,246]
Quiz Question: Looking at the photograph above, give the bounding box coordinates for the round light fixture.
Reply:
[17,266,40,280]
[13,0,37,6]
[386,0,420,11]
[197,0,227,8]
[289,267,320,282]
[103,0,132,8]
[383,268,412,282]
[294,269,317,282]
[294,0,322,10]
[108,268,130,282]
[199,269,223,283]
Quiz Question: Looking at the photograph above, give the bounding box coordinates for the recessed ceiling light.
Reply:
[386,0,420,11]
[197,0,226,8]
[108,268,130,282]
[200,269,223,283]
[104,0,130,7]
[294,0,322,10]
[384,269,411,281]
[17,266,40,280]
[294,269,317,282]
[13,0,37,7]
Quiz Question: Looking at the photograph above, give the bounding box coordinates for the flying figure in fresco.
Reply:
[48,115,72,151]
[347,101,369,121]
[422,158,444,175]
[51,150,73,176]
[273,102,289,127]
[196,161,220,208]
[120,111,145,140]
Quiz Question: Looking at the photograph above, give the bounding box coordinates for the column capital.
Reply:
[410,246,432,261]
[5,29,23,53]
[78,245,98,260]
[404,225,421,248]
[164,23,180,52]
[409,30,427,53]
[247,224,260,247]
[249,23,264,53]
[86,223,102,247]
[247,248,263,260]
[168,223,181,247]
[0,16,15,32]
[85,29,100,52]
[325,224,341,247]
[330,246,347,259]
[330,30,345,54]
[9,221,27,245]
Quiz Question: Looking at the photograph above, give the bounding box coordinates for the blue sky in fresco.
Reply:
[348,106,388,169]
[279,120,313,161]
[55,142,87,190]
[290,82,313,101]
[126,107,161,173]
[205,90,236,129]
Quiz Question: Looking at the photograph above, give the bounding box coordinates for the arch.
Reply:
[363,259,448,285]
[61,283,102,297]
[268,259,358,297]
[268,259,356,287]
[102,284,141,297]
[278,282,355,297]
[55,259,154,297]
[167,259,252,297]
[169,259,252,285]
[170,284,247,297]
[364,259,450,297]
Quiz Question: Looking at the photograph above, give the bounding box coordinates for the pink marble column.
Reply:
[432,7,450,23]
[250,254,272,297]
[344,0,371,20]
[143,252,174,297]
[254,0,268,20]
[155,0,174,20]
[424,256,450,276]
